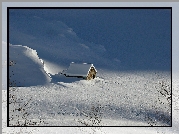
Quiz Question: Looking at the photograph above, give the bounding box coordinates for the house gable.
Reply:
[86,67,97,80]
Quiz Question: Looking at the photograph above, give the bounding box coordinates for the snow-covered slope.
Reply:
[9,44,51,87]
[3,75,178,133]
[8,43,171,126]
[8,70,171,126]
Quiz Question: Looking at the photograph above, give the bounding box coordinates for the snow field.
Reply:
[8,70,171,126]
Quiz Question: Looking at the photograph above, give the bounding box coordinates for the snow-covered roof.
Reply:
[64,63,97,77]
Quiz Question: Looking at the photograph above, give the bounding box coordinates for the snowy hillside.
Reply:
[7,42,171,127]
[9,72,171,126]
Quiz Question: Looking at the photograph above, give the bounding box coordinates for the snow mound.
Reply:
[9,44,51,87]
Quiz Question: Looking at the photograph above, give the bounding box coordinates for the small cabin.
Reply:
[63,62,97,80]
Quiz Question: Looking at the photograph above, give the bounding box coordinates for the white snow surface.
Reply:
[2,74,179,134]
[64,62,97,77]
[9,44,51,87]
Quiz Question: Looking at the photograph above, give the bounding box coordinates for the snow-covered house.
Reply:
[62,62,97,80]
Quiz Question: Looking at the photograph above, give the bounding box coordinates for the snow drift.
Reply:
[9,44,51,87]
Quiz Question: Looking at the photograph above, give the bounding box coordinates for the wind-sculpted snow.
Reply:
[9,44,51,87]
